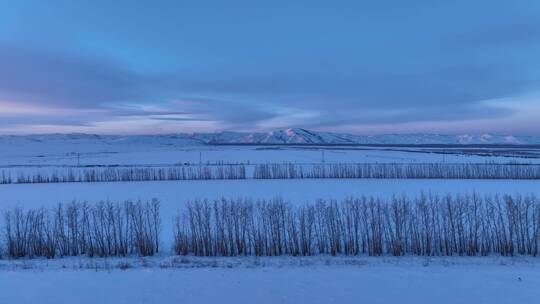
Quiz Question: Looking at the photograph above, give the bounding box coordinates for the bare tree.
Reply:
[173,194,540,257]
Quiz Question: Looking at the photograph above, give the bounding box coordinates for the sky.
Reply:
[0,0,539,135]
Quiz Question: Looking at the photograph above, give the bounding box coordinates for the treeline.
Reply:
[174,194,540,257]
[2,163,540,184]
[253,163,540,179]
[0,165,246,184]
[1,200,160,259]
[2,194,540,259]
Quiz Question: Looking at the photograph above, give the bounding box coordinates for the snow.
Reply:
[3,179,540,209]
[3,132,540,185]
[3,140,540,173]
[4,129,540,146]
[1,256,539,304]
[2,134,540,303]
[3,178,540,247]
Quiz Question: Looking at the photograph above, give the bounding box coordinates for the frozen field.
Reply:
[2,178,540,250]
[3,178,540,209]
[2,135,540,168]
[1,256,539,304]
[3,136,540,186]
[2,137,540,304]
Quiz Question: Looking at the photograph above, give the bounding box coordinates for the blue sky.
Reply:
[1,0,539,134]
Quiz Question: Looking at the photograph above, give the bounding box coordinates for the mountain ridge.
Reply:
[2,128,540,145]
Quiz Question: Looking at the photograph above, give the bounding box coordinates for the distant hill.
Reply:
[192,128,540,145]
[2,128,540,146]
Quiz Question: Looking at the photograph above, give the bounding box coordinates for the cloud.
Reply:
[1,0,540,134]
[0,45,146,108]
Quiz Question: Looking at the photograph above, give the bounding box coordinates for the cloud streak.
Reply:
[0,0,539,134]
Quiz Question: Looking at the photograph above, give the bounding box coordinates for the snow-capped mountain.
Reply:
[192,129,540,145]
[2,129,540,145]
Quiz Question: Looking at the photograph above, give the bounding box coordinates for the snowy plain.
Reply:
[2,133,540,168]
[2,135,540,303]
[3,135,540,184]
[2,178,540,248]
[1,256,539,304]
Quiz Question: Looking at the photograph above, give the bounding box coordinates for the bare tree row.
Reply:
[1,200,161,259]
[0,165,246,184]
[2,194,540,259]
[174,194,540,257]
[3,163,540,185]
[253,163,540,179]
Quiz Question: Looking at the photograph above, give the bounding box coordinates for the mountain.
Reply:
[2,129,540,146]
[192,129,540,145]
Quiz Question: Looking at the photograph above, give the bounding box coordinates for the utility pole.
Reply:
[197,151,203,178]
[321,150,325,164]
[77,153,81,167]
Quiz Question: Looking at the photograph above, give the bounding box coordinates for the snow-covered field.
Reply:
[3,135,540,185]
[2,178,540,249]
[2,135,540,303]
[2,134,540,168]
[1,256,539,304]
[3,178,540,212]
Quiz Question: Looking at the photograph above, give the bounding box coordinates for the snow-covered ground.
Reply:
[1,256,539,304]
[2,135,540,304]
[2,134,540,168]
[2,178,540,247]
[3,178,540,208]
[1,145,532,167]
[3,140,540,185]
